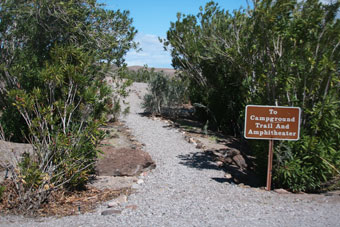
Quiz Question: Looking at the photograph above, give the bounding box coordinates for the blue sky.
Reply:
[98,0,248,68]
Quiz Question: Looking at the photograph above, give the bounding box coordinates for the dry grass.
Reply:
[0,179,131,217]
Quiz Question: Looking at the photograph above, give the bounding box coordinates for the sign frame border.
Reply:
[244,105,301,141]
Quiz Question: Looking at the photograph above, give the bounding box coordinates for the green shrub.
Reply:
[142,73,188,115]
[2,46,109,211]
[164,0,340,191]
[0,0,136,212]
[0,185,5,201]
[122,65,155,82]
[273,97,340,192]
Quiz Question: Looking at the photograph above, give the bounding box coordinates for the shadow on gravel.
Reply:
[178,151,221,171]
[140,109,263,188]
[177,151,262,188]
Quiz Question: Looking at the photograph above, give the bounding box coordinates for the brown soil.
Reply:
[0,120,142,217]
[0,179,131,217]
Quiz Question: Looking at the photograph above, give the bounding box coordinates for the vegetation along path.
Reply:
[1,82,340,227]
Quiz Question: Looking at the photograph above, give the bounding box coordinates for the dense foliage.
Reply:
[142,72,188,115]
[0,0,136,211]
[164,0,340,192]
[122,65,155,82]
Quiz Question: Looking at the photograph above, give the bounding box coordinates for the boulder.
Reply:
[0,140,33,168]
[232,154,248,170]
[101,209,122,215]
[96,147,155,177]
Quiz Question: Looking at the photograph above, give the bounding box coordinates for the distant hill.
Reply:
[127,65,176,77]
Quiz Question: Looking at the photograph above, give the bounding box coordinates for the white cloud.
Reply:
[125,33,172,68]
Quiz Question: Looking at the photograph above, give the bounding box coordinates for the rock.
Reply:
[115,194,128,204]
[125,205,138,210]
[96,148,156,176]
[216,161,224,167]
[137,179,144,184]
[324,192,335,196]
[140,172,148,177]
[232,154,247,170]
[188,137,197,146]
[211,151,224,158]
[89,176,138,191]
[101,209,122,215]
[225,173,232,179]
[224,157,233,164]
[274,188,291,194]
[131,184,140,190]
[227,148,241,157]
[0,140,33,163]
[107,201,118,208]
[196,141,204,149]
[111,133,119,138]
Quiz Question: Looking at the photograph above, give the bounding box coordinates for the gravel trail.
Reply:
[1,82,339,227]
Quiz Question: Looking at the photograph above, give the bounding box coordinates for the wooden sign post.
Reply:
[244,105,301,190]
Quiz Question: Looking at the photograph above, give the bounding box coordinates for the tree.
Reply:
[0,0,137,212]
[164,0,340,191]
[0,0,137,140]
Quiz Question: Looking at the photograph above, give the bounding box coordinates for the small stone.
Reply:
[189,137,195,143]
[224,157,233,164]
[107,201,118,208]
[224,173,232,179]
[324,192,334,196]
[111,133,119,138]
[125,205,138,210]
[274,188,291,194]
[196,142,204,149]
[137,179,144,184]
[116,194,127,203]
[101,209,122,215]
[131,184,139,190]
[216,161,224,167]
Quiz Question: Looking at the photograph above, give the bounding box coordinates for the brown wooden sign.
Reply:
[244,105,301,141]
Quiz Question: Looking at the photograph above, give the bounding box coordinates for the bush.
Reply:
[3,46,109,211]
[273,97,340,192]
[122,65,155,82]
[0,0,136,213]
[142,72,188,115]
[164,0,340,191]
[0,185,5,201]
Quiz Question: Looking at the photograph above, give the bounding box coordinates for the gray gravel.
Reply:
[1,82,339,227]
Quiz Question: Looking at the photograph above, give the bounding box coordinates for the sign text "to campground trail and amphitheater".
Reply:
[244,105,301,141]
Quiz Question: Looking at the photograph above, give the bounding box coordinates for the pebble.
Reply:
[101,210,122,216]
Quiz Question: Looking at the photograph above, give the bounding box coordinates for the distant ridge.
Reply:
[127,65,176,77]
